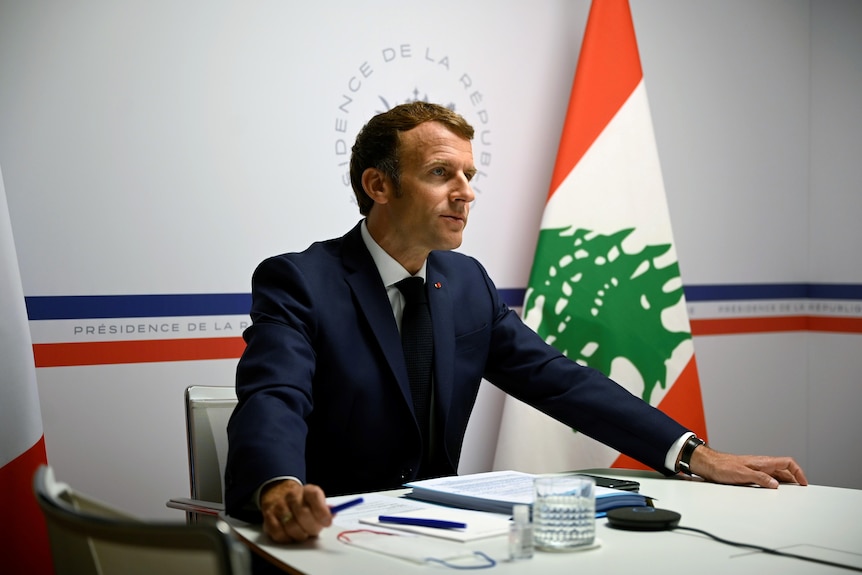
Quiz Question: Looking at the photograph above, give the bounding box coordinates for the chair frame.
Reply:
[168,385,237,522]
[34,465,249,575]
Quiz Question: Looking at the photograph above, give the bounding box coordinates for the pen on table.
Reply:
[378,516,467,530]
[329,497,364,514]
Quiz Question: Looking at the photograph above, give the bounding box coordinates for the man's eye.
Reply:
[431,167,446,176]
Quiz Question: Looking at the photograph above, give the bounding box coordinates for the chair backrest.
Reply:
[185,385,238,506]
[34,465,250,575]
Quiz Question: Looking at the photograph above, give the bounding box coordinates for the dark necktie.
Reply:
[396,277,433,446]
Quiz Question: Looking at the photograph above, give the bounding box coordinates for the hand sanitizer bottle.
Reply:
[509,504,534,560]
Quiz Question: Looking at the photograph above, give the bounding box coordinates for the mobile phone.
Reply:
[577,474,641,492]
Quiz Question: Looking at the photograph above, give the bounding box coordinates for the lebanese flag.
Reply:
[0,165,53,574]
[494,0,707,473]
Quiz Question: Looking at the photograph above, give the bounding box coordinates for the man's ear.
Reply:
[361,167,391,205]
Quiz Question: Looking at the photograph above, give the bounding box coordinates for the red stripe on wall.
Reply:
[30,316,860,368]
[690,315,862,336]
[33,337,246,367]
[808,316,862,333]
[690,316,809,335]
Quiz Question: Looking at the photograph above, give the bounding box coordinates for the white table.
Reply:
[226,469,862,574]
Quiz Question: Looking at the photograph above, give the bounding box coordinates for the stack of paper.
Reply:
[405,470,648,516]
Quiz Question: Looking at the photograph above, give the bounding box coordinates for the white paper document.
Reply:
[359,505,511,542]
[326,492,510,542]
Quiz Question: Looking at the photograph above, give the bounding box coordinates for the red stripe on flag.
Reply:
[612,356,708,470]
[653,357,709,442]
[0,437,53,575]
[547,0,643,200]
[32,337,246,367]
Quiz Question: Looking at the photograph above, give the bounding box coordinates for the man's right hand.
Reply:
[260,479,333,543]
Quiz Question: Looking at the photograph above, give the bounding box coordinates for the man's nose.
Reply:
[453,174,475,203]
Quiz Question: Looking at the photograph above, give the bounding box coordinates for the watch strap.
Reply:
[679,436,705,475]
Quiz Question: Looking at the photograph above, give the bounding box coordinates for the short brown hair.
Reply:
[349,102,475,215]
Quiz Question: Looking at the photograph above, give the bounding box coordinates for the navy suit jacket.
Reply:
[225,222,688,521]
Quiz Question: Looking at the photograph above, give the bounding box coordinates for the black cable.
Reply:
[675,525,862,573]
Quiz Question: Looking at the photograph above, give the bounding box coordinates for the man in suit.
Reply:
[225,102,807,544]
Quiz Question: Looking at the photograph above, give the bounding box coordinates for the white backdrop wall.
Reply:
[1,0,860,519]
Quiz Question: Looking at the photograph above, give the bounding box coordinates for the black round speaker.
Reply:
[606,507,681,531]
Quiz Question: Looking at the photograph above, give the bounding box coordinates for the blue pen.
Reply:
[329,497,364,514]
[378,515,467,530]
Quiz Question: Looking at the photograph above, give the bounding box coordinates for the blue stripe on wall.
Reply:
[807,283,862,299]
[684,283,862,301]
[683,284,809,301]
[25,293,251,320]
[503,284,862,307]
[23,284,862,321]
[499,288,526,307]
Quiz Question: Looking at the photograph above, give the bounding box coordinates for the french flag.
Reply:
[0,165,53,574]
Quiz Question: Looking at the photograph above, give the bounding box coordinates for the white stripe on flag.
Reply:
[0,166,43,467]
[0,164,54,574]
[543,81,678,259]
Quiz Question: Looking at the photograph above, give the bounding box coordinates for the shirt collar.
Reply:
[360,219,427,287]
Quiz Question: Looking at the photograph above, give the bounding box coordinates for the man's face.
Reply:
[389,121,477,253]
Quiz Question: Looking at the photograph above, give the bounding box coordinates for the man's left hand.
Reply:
[689,445,809,488]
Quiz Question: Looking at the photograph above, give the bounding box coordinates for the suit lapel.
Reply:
[341,224,413,406]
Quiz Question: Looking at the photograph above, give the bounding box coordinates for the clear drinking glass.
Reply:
[533,475,596,551]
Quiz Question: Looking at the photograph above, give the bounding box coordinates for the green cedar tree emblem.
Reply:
[523,227,691,406]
